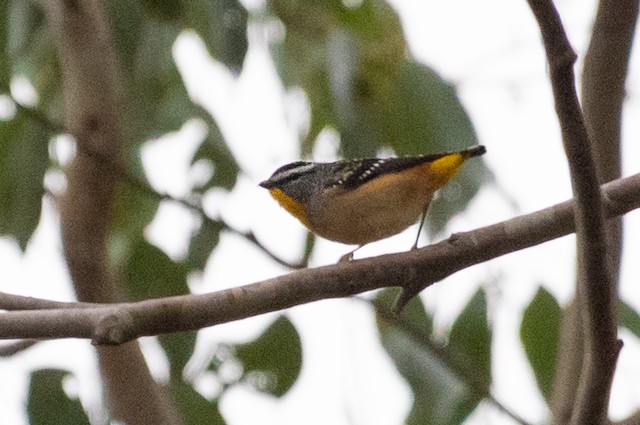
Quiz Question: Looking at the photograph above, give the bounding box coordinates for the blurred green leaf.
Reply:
[375,288,433,336]
[385,59,485,237]
[449,288,491,389]
[186,218,224,271]
[0,0,10,89]
[173,380,227,425]
[235,315,302,397]
[27,369,89,425]
[0,108,49,250]
[160,330,198,379]
[520,286,560,401]
[124,238,189,301]
[619,300,640,338]
[107,0,144,71]
[385,60,476,155]
[111,180,160,240]
[184,0,248,73]
[269,0,405,157]
[141,0,186,22]
[376,296,479,425]
[115,18,239,190]
[191,113,239,191]
[7,0,62,122]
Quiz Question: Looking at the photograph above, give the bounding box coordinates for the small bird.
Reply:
[260,145,486,260]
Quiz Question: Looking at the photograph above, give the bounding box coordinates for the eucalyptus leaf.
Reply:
[0,0,10,89]
[173,380,227,425]
[0,108,49,250]
[141,0,186,22]
[160,330,198,379]
[375,288,433,336]
[184,0,248,73]
[27,369,89,425]
[619,301,640,339]
[449,288,491,389]
[376,298,480,425]
[7,0,62,122]
[124,238,189,301]
[186,218,224,271]
[520,286,560,401]
[268,0,405,157]
[234,315,302,397]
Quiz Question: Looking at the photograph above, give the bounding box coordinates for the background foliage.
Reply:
[1,0,639,424]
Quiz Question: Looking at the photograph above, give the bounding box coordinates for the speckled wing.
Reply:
[324,153,448,190]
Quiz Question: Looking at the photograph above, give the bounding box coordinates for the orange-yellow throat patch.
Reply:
[269,188,310,228]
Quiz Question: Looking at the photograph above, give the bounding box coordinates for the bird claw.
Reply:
[339,252,354,263]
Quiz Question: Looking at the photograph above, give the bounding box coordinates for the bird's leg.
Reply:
[411,206,429,251]
[339,245,363,263]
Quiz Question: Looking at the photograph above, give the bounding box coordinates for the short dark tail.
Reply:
[461,145,486,158]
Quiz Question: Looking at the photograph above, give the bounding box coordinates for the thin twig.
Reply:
[0,173,638,343]
[11,98,306,270]
[0,340,40,357]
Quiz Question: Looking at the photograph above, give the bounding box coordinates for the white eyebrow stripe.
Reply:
[272,163,317,182]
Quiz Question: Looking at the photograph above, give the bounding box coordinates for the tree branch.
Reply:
[1,173,639,343]
[550,1,639,423]
[525,1,623,423]
[41,1,181,423]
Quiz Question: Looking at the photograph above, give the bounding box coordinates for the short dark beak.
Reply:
[258,180,270,189]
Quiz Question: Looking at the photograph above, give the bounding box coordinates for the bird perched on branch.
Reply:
[260,145,486,261]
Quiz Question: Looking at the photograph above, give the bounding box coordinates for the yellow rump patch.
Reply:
[428,152,466,185]
[269,188,310,228]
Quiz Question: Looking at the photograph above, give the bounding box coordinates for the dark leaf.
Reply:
[520,286,560,401]
[385,60,485,237]
[184,0,248,73]
[186,218,224,271]
[268,0,405,157]
[173,380,227,425]
[160,330,198,380]
[234,315,302,397]
[619,300,640,339]
[115,19,239,190]
[449,288,492,389]
[7,1,62,122]
[141,0,186,22]
[0,108,50,250]
[0,0,11,89]
[27,369,89,425]
[111,179,160,240]
[124,238,190,301]
[191,113,239,191]
[376,298,478,425]
[375,288,433,336]
[107,0,145,71]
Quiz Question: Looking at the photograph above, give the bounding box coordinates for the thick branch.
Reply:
[41,1,180,424]
[1,173,639,343]
[551,1,639,423]
[526,2,621,424]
